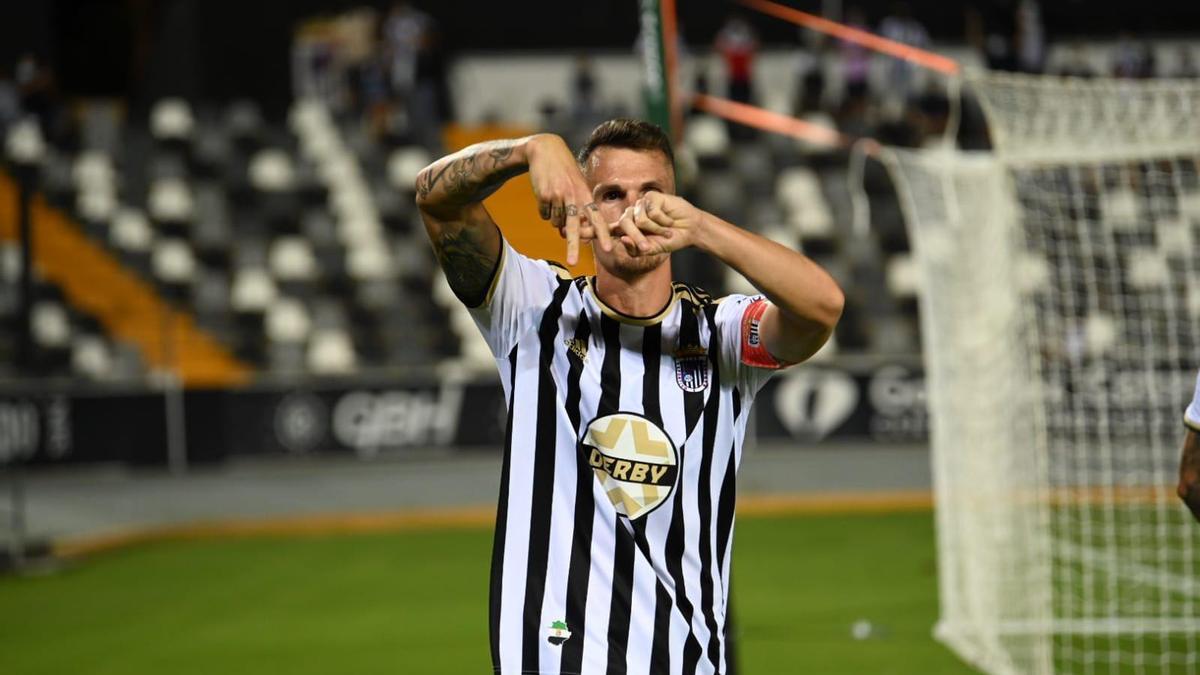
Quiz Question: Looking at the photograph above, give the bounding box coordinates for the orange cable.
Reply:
[738,0,960,75]
[691,93,881,156]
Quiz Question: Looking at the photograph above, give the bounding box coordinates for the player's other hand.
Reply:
[610,192,707,256]
[526,134,610,265]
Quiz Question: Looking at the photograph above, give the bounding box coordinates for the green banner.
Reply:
[639,0,671,136]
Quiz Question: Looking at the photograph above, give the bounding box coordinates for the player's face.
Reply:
[584,147,676,276]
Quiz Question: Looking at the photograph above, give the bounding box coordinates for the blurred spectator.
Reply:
[560,54,605,148]
[334,7,382,117]
[572,54,598,116]
[715,13,759,140]
[878,2,930,103]
[0,66,19,135]
[15,54,63,143]
[382,1,449,150]
[1014,0,1045,74]
[1056,42,1096,78]
[839,6,871,105]
[1173,47,1199,79]
[1112,32,1156,78]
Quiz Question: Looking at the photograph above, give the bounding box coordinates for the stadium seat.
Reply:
[149,177,195,234]
[72,151,117,192]
[152,238,198,302]
[32,301,72,349]
[230,267,278,314]
[269,236,320,292]
[71,334,113,380]
[76,186,118,232]
[683,116,730,167]
[110,207,156,275]
[307,329,358,374]
[249,149,297,193]
[885,253,920,300]
[387,146,431,192]
[151,98,196,142]
[265,297,312,345]
[730,143,775,198]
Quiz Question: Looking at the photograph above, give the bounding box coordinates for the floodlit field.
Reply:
[0,511,972,674]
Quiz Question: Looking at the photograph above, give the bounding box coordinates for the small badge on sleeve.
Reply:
[741,298,786,369]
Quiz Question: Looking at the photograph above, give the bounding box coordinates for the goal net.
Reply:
[886,71,1200,674]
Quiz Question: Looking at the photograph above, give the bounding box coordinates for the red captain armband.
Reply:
[740,299,788,369]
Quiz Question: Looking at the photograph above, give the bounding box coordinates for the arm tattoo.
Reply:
[434,226,497,307]
[1180,430,1200,522]
[416,140,522,206]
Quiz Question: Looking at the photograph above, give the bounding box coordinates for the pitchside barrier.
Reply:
[0,357,926,467]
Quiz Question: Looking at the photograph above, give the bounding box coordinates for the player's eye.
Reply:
[602,189,622,201]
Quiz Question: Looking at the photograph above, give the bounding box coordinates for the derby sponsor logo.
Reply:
[581,412,678,520]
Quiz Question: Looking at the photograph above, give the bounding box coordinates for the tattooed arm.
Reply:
[415,134,601,306]
[1180,429,1200,522]
[415,139,524,306]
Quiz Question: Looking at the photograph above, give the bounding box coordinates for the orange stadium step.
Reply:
[442,123,595,277]
[0,172,251,387]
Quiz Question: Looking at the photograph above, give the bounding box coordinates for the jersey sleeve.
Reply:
[467,237,563,357]
[1186,369,1200,432]
[714,294,792,395]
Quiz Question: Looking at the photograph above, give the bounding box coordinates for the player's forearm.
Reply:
[697,216,844,334]
[1179,429,1200,522]
[415,137,533,220]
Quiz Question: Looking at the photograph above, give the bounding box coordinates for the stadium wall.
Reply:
[0,358,928,467]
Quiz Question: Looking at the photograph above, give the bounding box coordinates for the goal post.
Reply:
[886,70,1200,675]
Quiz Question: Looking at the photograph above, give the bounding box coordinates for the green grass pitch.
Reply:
[0,511,973,674]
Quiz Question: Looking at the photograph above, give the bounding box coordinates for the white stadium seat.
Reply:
[249,149,296,192]
[72,335,113,379]
[150,98,195,141]
[72,151,116,191]
[151,239,197,283]
[265,298,312,344]
[148,177,195,223]
[110,208,155,252]
[346,241,397,281]
[886,253,920,299]
[388,146,431,191]
[31,301,71,348]
[231,268,278,313]
[268,237,318,282]
[683,115,729,159]
[307,329,358,374]
[77,186,118,222]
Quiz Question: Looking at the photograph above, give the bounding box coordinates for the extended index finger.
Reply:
[586,202,612,252]
[564,204,581,266]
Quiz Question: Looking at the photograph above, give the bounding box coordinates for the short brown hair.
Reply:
[577,118,675,171]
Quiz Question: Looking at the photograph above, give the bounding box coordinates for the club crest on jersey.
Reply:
[581,412,679,520]
[673,344,710,393]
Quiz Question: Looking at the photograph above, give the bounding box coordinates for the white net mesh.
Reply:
[887,71,1200,675]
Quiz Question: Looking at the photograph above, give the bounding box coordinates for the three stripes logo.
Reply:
[581,412,679,520]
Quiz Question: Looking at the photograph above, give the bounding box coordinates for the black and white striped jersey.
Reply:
[1187,370,1200,431]
[470,239,785,675]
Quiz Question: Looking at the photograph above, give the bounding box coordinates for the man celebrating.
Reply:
[416,119,843,675]
[1179,370,1200,522]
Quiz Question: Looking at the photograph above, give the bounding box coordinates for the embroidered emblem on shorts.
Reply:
[674,344,709,393]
